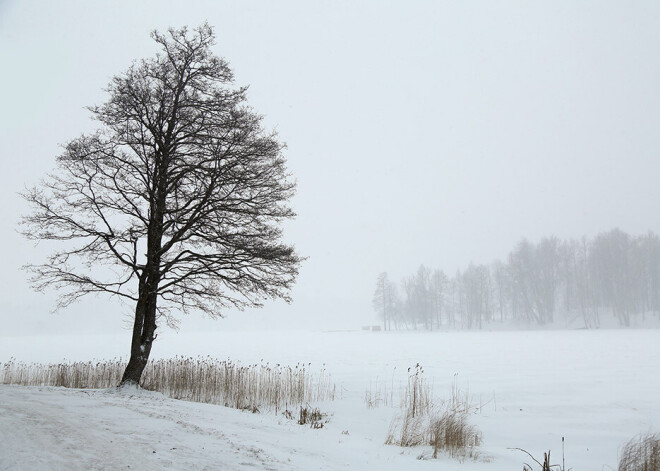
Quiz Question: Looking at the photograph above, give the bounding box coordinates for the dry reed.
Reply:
[619,433,660,471]
[430,409,481,459]
[385,364,435,447]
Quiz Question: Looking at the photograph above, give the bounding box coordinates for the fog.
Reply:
[1,1,660,336]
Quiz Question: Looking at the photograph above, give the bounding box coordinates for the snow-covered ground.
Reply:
[1,329,659,469]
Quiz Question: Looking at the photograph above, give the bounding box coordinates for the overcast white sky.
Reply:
[1,1,659,336]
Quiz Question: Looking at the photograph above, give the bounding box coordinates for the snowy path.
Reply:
[0,385,296,470]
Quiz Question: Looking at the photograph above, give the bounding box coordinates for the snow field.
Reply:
[1,329,658,469]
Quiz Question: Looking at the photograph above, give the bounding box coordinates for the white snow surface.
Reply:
[1,329,659,470]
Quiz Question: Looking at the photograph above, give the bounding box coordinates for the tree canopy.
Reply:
[21,24,301,384]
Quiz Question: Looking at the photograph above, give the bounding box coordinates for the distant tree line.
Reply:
[373,229,660,330]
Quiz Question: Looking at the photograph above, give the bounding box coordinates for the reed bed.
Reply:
[1,357,336,412]
[1,358,125,389]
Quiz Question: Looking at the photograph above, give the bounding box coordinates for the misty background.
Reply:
[1,1,659,337]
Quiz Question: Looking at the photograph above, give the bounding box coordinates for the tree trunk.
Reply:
[120,241,162,386]
[120,150,167,387]
[120,281,158,386]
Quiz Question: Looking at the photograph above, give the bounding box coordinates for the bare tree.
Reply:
[590,229,635,326]
[373,272,399,330]
[20,24,301,385]
[508,238,559,325]
[491,260,509,323]
[430,269,447,329]
[638,232,660,317]
[400,265,433,330]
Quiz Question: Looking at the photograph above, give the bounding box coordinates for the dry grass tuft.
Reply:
[297,406,328,428]
[430,409,481,459]
[384,364,481,460]
[1,357,335,413]
[385,407,428,447]
[619,433,660,471]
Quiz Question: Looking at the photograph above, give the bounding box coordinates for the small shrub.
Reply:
[619,433,660,471]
